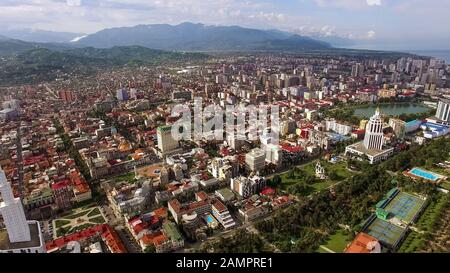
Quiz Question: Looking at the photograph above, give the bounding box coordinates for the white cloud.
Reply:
[366,30,376,39]
[0,0,449,49]
[320,25,336,36]
[66,0,82,7]
[366,0,381,6]
[315,0,382,9]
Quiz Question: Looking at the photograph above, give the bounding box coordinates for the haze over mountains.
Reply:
[0,29,83,44]
[71,22,331,51]
[0,22,344,54]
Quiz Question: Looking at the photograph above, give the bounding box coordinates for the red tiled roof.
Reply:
[188,200,208,210]
[212,200,227,213]
[140,231,168,247]
[153,207,168,219]
[46,224,127,253]
[261,187,276,196]
[195,191,209,201]
[352,129,366,135]
[24,155,46,166]
[102,225,127,253]
[51,180,71,190]
[168,199,181,213]
[344,232,379,253]
[281,144,303,153]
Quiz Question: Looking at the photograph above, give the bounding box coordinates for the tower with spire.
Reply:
[345,107,394,165]
[363,107,384,150]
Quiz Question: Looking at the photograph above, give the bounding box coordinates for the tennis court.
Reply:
[384,192,426,224]
[364,218,405,248]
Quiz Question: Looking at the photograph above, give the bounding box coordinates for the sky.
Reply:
[0,0,449,50]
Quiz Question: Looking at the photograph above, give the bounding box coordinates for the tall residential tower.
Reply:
[435,99,450,123]
[0,166,46,253]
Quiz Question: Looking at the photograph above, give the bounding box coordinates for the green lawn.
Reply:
[87,207,101,218]
[64,209,91,219]
[318,247,330,253]
[279,160,352,196]
[56,228,69,238]
[69,223,95,234]
[113,172,136,183]
[54,219,70,228]
[54,206,105,238]
[89,215,106,224]
[317,230,351,253]
[311,180,335,192]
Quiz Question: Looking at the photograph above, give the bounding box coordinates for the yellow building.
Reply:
[359,119,368,130]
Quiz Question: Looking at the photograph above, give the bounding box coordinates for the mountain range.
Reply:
[0,23,339,54]
[72,22,332,51]
[0,22,414,86]
[0,29,83,43]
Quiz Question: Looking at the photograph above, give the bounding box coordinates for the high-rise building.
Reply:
[345,108,394,164]
[116,88,129,101]
[59,90,76,102]
[375,74,382,84]
[157,125,180,154]
[363,107,384,150]
[435,99,450,122]
[0,166,46,253]
[265,144,282,167]
[351,63,365,78]
[0,168,30,243]
[245,148,266,173]
[389,118,406,139]
[360,119,369,130]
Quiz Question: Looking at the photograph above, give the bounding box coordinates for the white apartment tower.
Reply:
[363,107,384,150]
[435,99,450,122]
[0,167,31,243]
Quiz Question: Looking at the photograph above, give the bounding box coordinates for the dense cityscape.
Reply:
[1,49,449,254]
[0,1,450,261]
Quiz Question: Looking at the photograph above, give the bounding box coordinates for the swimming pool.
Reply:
[408,168,441,181]
[206,215,214,223]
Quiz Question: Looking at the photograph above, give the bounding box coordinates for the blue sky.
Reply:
[0,0,449,50]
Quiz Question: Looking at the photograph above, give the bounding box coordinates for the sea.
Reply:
[344,45,450,63]
[407,50,450,63]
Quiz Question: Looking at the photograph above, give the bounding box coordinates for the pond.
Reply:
[353,103,431,118]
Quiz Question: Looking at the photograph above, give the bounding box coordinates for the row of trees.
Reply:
[379,138,450,172]
[196,229,271,253]
[395,109,435,123]
[321,108,360,126]
[53,119,92,181]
